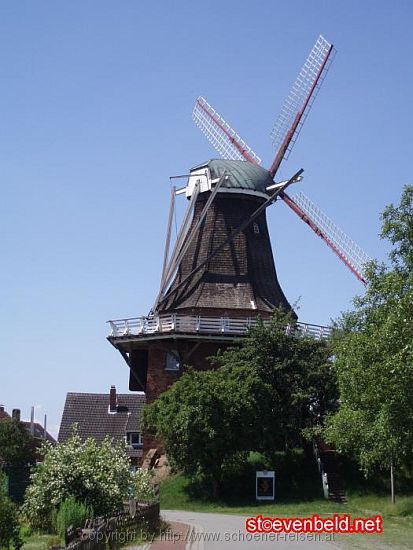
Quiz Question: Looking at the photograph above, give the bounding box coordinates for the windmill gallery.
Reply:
[107,35,369,454]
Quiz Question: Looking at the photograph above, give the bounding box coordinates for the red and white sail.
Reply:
[289,191,370,283]
[269,35,334,177]
[193,97,262,165]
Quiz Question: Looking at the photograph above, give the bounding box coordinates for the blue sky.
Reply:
[1,0,412,437]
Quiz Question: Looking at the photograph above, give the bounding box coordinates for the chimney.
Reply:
[12,409,21,422]
[0,405,4,413]
[43,414,47,440]
[109,385,117,413]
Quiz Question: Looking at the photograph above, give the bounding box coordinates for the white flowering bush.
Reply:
[22,430,131,529]
[131,468,156,502]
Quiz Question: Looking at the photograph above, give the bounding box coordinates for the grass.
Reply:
[21,532,61,550]
[160,474,413,549]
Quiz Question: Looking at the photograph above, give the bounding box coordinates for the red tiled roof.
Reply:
[0,410,11,420]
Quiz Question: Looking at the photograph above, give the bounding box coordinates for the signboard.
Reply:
[256,470,275,501]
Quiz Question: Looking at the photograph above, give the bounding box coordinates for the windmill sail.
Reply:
[269,35,335,177]
[193,97,262,165]
[287,191,370,283]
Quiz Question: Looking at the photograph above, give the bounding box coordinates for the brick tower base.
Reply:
[109,331,240,456]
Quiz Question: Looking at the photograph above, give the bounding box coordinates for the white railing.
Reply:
[107,313,331,340]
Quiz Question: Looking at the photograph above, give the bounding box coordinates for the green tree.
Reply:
[0,473,22,550]
[325,185,413,502]
[214,309,336,450]
[144,310,335,496]
[0,418,36,504]
[22,430,131,529]
[0,418,36,470]
[143,365,273,497]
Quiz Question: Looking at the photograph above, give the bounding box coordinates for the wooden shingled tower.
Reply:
[157,159,293,316]
[108,35,370,454]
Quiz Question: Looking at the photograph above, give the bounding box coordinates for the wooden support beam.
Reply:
[159,185,176,292]
[162,183,200,290]
[158,169,304,308]
[160,172,227,299]
[153,183,200,310]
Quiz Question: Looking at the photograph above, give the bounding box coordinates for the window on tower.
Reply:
[253,223,260,234]
[165,350,181,372]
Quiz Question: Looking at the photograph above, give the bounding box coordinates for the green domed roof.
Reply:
[205,159,273,193]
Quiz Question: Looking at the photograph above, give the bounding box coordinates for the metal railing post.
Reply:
[123,320,130,336]
[109,322,117,337]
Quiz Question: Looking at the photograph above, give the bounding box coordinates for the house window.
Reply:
[165,350,180,372]
[126,432,142,449]
[253,223,260,234]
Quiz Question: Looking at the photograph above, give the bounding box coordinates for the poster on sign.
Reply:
[256,471,275,501]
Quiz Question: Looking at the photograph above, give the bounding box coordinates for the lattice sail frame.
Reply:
[193,97,262,165]
[270,35,333,161]
[291,191,371,281]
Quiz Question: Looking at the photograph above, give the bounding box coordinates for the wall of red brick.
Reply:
[142,336,238,453]
[145,338,234,404]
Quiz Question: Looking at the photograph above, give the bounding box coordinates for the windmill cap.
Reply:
[192,159,273,194]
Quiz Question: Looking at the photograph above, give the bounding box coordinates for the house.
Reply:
[0,405,56,444]
[22,420,56,443]
[58,386,146,465]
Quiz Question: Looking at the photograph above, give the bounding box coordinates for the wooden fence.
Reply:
[65,500,160,550]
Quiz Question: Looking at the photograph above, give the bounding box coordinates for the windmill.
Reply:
[155,35,369,317]
[107,35,370,452]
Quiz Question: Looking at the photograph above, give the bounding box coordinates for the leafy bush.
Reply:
[54,497,93,539]
[0,474,22,550]
[132,469,156,502]
[18,524,31,540]
[22,429,131,529]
